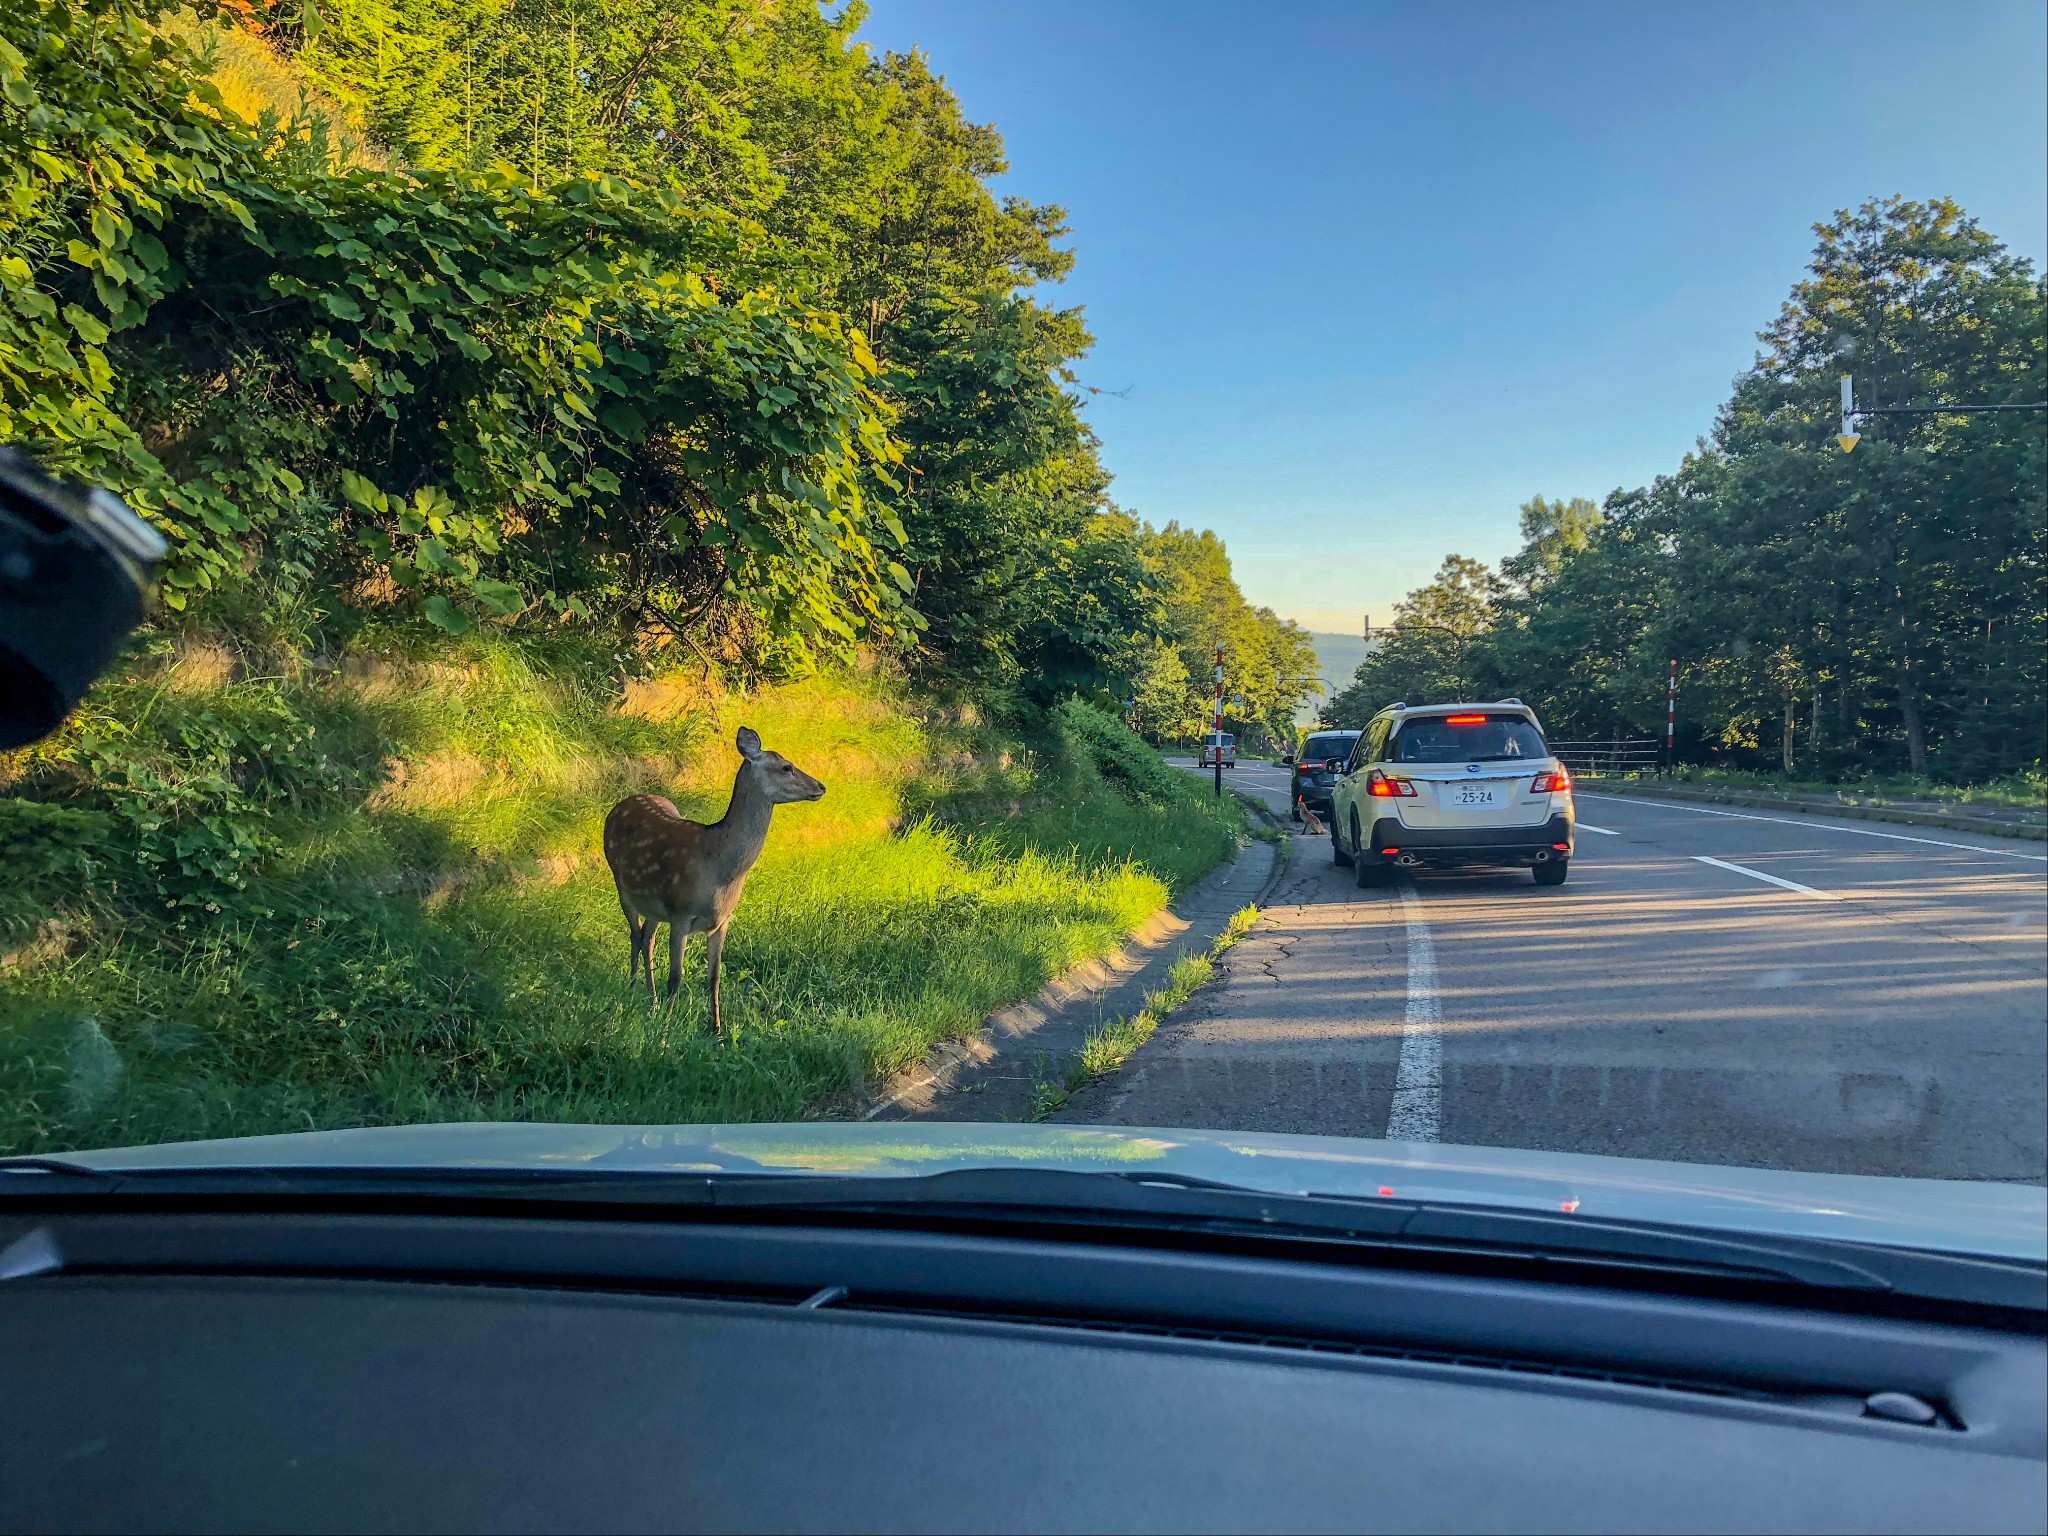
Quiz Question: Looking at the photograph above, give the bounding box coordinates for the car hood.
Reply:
[30,1122,2046,1263]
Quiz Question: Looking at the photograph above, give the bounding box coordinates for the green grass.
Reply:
[1028,904,1262,1122]
[0,639,1246,1154]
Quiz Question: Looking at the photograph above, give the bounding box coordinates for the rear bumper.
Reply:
[1368,813,1573,862]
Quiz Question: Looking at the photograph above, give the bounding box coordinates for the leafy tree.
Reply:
[1324,198,2043,783]
[1499,495,1603,595]
[3,0,1322,736]
[2,0,912,656]
[1324,555,1500,723]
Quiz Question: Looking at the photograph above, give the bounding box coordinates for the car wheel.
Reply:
[1533,857,1569,886]
[1332,810,1353,865]
[1354,827,1390,887]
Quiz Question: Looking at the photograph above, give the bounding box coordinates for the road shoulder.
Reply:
[864,832,1284,1123]
[1584,780,2045,841]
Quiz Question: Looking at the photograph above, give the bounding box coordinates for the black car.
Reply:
[1287,729,1361,821]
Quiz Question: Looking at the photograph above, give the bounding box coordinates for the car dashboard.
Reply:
[2,1203,2042,1533]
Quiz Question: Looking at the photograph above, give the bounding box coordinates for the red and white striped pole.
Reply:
[1213,643,1225,798]
[1664,659,1677,776]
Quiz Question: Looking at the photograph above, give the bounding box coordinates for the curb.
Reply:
[861,817,1284,1124]
[1582,780,2046,842]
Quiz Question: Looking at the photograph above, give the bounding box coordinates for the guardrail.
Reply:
[1549,739,1662,776]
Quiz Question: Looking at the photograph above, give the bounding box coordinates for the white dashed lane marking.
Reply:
[1574,822,1617,835]
[1691,854,1841,901]
[1384,888,1443,1142]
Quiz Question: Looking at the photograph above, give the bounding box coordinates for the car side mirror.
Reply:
[1281,754,1294,765]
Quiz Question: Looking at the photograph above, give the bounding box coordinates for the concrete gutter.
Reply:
[864,822,1288,1124]
[1584,779,2046,842]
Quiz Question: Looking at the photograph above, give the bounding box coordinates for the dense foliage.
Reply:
[1327,199,2046,783]
[1,0,1319,727]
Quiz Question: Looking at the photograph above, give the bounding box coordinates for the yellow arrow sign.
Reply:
[1837,434,1860,453]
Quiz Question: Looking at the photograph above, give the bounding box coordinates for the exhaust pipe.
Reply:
[1532,849,1552,863]
[1395,853,1425,868]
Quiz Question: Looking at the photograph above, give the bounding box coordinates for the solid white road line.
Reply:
[1386,888,1443,1142]
[1575,822,1618,835]
[1692,854,1842,900]
[1578,793,2048,862]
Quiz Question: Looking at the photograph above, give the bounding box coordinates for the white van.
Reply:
[1198,732,1236,768]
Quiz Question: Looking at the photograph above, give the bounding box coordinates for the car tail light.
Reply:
[1552,842,1571,851]
[1444,713,1487,725]
[1531,767,1572,793]
[1366,770,1416,798]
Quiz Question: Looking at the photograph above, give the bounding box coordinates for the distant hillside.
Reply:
[1294,630,1369,724]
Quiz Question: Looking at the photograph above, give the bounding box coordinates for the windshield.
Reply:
[1,0,2042,1273]
[1391,717,1547,764]
[1301,734,1357,761]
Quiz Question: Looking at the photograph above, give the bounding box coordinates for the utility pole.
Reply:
[1838,374,2047,452]
[1213,643,1224,799]
[1665,660,1677,775]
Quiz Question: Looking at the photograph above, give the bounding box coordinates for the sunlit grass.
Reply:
[0,640,1245,1153]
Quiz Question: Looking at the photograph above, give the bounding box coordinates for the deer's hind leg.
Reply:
[624,915,646,983]
[619,893,653,993]
[633,916,661,1006]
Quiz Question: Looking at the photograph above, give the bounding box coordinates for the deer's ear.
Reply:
[736,726,763,761]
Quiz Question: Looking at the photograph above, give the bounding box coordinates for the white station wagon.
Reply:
[1329,700,1575,887]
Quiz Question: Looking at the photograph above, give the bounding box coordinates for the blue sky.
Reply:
[855,0,2048,635]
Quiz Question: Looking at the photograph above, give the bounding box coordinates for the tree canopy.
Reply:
[1325,198,2044,782]
[1,0,1323,728]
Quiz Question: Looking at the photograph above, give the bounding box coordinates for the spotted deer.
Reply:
[602,726,825,1031]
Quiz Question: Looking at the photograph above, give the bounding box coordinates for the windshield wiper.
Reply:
[3,1160,1908,1294]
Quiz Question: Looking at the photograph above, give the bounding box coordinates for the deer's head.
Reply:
[737,726,826,804]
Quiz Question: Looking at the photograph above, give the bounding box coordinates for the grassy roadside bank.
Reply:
[1589,765,2047,815]
[0,638,1244,1155]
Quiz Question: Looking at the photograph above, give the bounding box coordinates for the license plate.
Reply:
[1452,785,1498,807]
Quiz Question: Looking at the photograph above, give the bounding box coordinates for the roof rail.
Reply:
[1498,697,1524,706]
[1390,702,1406,711]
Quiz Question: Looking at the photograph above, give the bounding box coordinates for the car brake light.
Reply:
[1531,767,1572,793]
[1444,713,1487,725]
[1365,770,1416,798]
[1380,847,1399,856]
[1552,842,1571,851]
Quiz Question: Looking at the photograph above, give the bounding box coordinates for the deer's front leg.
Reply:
[665,924,689,1006]
[705,924,727,1036]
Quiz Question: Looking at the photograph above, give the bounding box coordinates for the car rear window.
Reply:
[1207,733,1233,746]
[1301,734,1357,761]
[1390,715,1547,763]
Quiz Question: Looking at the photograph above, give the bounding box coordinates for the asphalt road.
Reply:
[1058,759,2048,1182]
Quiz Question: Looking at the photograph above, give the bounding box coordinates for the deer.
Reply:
[602,726,825,1033]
